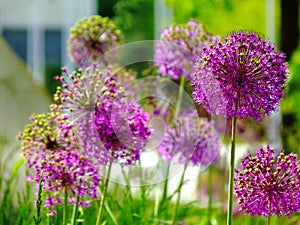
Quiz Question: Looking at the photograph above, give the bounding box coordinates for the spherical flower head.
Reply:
[94,99,152,165]
[191,31,289,121]
[68,15,122,67]
[54,67,119,117]
[33,150,100,213]
[54,67,151,166]
[19,105,100,214]
[18,104,78,167]
[234,145,300,217]
[158,110,220,167]
[155,19,214,80]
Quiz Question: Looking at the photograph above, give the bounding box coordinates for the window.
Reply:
[2,29,27,61]
[45,29,62,65]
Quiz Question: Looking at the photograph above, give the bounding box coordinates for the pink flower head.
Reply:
[68,15,122,67]
[158,110,220,167]
[18,105,100,214]
[155,19,214,80]
[234,145,300,217]
[54,67,151,166]
[191,31,289,121]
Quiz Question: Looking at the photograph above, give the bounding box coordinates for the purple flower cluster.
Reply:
[19,104,78,167]
[158,110,220,167]
[94,100,151,165]
[155,19,214,80]
[19,104,100,212]
[34,150,99,208]
[234,145,300,217]
[68,15,122,67]
[191,31,289,121]
[54,67,151,166]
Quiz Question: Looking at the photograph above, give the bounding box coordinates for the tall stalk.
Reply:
[138,160,146,202]
[34,173,43,225]
[266,216,271,225]
[171,163,188,225]
[96,162,112,225]
[159,162,170,213]
[71,193,79,225]
[207,164,213,224]
[63,188,68,225]
[121,167,133,201]
[175,76,185,119]
[226,116,237,225]
[138,160,147,224]
[266,199,271,225]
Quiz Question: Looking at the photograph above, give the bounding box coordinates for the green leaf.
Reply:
[12,158,25,176]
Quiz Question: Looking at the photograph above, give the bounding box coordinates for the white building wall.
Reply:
[0,0,97,82]
[1,0,97,29]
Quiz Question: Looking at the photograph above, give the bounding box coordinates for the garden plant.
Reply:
[1,12,300,225]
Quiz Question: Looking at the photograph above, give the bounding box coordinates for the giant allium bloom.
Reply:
[18,105,100,213]
[191,31,289,121]
[158,110,220,167]
[155,19,214,80]
[54,67,151,166]
[234,145,300,217]
[68,15,122,67]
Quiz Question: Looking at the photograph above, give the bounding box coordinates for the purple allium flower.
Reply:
[191,31,289,121]
[158,110,220,167]
[18,104,78,167]
[68,15,122,67]
[18,105,100,213]
[234,145,300,217]
[54,67,151,166]
[155,19,214,80]
[36,149,99,210]
[94,99,151,165]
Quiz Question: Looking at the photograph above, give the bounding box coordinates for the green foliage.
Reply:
[0,146,34,225]
[169,0,280,38]
[0,155,299,225]
[113,0,154,41]
[281,47,300,151]
[44,63,62,98]
[98,0,119,18]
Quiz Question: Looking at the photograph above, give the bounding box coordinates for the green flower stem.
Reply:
[47,214,51,225]
[34,173,43,225]
[207,164,213,224]
[267,200,271,225]
[165,75,186,223]
[162,163,170,201]
[267,216,271,225]
[138,160,146,202]
[138,160,147,224]
[71,193,79,225]
[63,188,68,225]
[96,162,112,225]
[121,167,133,201]
[159,162,170,214]
[175,76,185,118]
[104,201,119,225]
[226,116,237,225]
[171,163,188,225]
